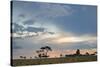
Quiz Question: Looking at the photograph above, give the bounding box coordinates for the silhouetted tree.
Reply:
[36,46,52,59]
[34,56,38,59]
[91,52,97,56]
[85,52,89,55]
[20,56,23,59]
[38,54,42,58]
[60,54,63,57]
[94,52,97,55]
[19,56,26,59]
[91,54,95,55]
[76,49,80,55]
[23,56,26,59]
[36,50,41,58]
[40,46,52,56]
[30,57,32,59]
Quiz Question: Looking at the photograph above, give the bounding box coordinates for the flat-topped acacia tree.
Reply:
[36,46,52,59]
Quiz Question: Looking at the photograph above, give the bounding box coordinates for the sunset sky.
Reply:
[12,1,97,59]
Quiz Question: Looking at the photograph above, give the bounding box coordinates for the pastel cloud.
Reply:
[34,31,96,46]
[12,30,97,47]
[51,34,97,44]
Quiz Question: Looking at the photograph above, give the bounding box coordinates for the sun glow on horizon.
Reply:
[50,34,97,45]
[54,37,83,43]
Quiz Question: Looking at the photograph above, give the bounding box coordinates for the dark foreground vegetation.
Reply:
[12,55,97,66]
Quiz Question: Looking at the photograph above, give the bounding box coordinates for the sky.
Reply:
[11,1,97,59]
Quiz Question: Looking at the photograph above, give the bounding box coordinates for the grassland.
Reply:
[11,55,97,66]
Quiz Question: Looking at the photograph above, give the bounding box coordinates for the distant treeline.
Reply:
[18,46,97,59]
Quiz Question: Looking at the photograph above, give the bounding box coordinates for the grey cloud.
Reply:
[18,14,26,19]
[12,23,24,33]
[23,20,35,25]
[26,27,45,32]
[48,32,55,35]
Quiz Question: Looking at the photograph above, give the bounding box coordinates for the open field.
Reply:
[12,55,97,66]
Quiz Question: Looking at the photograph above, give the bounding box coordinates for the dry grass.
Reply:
[11,55,97,66]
